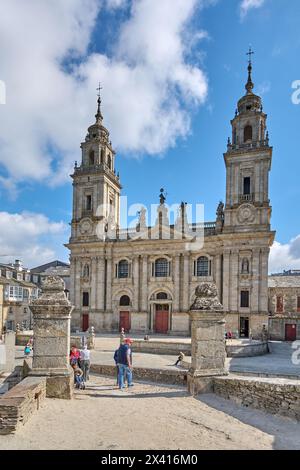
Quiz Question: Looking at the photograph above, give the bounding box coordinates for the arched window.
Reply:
[83,264,90,278]
[196,256,210,277]
[241,258,249,274]
[244,125,253,142]
[107,154,112,169]
[118,260,129,278]
[101,148,105,163]
[156,292,168,300]
[154,258,169,277]
[89,150,95,166]
[120,295,130,306]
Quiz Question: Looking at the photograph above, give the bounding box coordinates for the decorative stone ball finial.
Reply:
[190,282,223,311]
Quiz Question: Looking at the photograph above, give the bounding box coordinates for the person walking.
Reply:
[80,345,91,381]
[70,346,80,366]
[117,338,133,389]
[120,327,125,345]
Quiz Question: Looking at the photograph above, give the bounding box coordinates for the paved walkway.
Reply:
[1,375,300,450]
[12,337,300,378]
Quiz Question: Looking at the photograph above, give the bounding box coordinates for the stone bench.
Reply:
[0,376,46,434]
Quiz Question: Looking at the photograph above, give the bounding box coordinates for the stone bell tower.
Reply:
[223,48,272,233]
[70,87,121,243]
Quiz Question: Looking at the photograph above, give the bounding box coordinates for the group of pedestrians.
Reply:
[114,329,134,390]
[69,344,91,389]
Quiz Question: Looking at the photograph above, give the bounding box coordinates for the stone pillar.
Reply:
[133,256,140,311]
[29,276,74,399]
[97,256,105,311]
[182,254,190,312]
[187,282,227,396]
[141,255,148,312]
[173,255,180,312]
[91,257,97,310]
[106,256,112,311]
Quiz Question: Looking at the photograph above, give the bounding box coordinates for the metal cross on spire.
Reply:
[95,82,103,121]
[246,46,254,65]
[245,46,254,94]
[96,82,103,99]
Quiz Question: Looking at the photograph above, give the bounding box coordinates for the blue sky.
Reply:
[0,0,300,271]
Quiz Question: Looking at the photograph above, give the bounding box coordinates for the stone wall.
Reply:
[90,364,187,386]
[132,340,191,356]
[0,376,46,434]
[269,317,300,341]
[213,375,300,420]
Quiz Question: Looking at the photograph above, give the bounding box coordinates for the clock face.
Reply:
[79,218,93,235]
[237,204,256,224]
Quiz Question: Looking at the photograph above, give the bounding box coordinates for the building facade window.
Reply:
[276,295,284,313]
[154,258,170,277]
[243,177,251,195]
[297,296,300,313]
[241,290,250,308]
[86,195,92,211]
[120,295,130,306]
[196,256,210,277]
[244,125,253,142]
[89,150,95,166]
[117,260,129,278]
[82,292,89,307]
[107,154,112,169]
[156,292,168,300]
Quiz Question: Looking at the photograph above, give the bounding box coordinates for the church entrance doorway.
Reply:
[82,314,89,332]
[119,311,130,333]
[239,317,249,338]
[155,304,169,334]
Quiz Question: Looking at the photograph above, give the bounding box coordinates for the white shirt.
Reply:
[80,348,90,360]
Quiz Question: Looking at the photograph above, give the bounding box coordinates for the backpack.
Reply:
[116,344,129,365]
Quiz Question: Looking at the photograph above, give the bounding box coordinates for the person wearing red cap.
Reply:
[117,338,133,389]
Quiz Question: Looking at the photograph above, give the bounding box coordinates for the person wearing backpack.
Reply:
[117,338,133,390]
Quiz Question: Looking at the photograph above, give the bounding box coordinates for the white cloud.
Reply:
[269,235,300,274]
[240,0,265,18]
[0,0,210,192]
[0,211,68,268]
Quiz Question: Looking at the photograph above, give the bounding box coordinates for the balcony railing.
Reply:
[240,194,253,203]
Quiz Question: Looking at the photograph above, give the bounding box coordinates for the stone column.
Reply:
[141,255,148,312]
[182,254,190,312]
[91,257,97,310]
[106,256,112,311]
[187,282,227,396]
[29,276,73,399]
[133,256,140,312]
[97,256,105,311]
[173,255,180,312]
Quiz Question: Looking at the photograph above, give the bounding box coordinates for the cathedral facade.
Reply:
[67,59,275,338]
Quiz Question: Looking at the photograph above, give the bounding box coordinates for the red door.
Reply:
[119,311,130,333]
[155,305,169,334]
[82,314,89,332]
[285,324,297,341]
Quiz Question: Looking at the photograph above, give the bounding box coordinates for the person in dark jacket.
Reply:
[117,338,133,389]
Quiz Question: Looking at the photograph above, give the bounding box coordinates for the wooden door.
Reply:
[285,324,296,341]
[82,314,89,332]
[155,304,169,334]
[119,311,130,333]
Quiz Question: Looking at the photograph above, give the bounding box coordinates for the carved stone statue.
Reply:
[190,282,223,311]
[216,201,224,222]
[159,188,166,205]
